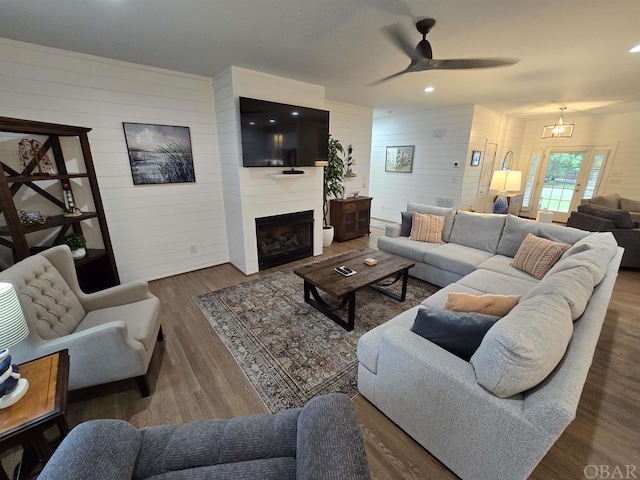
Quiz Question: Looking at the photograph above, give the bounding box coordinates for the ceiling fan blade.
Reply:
[367,68,412,87]
[382,23,423,62]
[426,57,519,69]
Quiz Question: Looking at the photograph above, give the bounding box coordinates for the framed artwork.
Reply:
[123,123,195,185]
[471,150,481,166]
[385,146,414,173]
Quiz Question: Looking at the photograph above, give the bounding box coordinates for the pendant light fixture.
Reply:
[542,107,574,139]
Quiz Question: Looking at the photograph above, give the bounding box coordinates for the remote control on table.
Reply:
[335,265,356,276]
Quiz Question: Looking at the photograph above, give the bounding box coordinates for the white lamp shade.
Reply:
[0,282,29,351]
[489,170,522,192]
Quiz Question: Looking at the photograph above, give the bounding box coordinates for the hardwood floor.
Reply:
[2,228,638,479]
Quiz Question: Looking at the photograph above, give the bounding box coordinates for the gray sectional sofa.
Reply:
[358,203,623,480]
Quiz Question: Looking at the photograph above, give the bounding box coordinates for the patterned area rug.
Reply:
[194,266,438,413]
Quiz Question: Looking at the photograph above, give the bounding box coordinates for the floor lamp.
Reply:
[0,282,30,408]
[490,170,522,214]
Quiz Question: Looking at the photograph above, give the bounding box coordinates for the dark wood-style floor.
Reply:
[2,228,639,479]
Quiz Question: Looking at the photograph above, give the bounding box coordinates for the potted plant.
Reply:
[61,233,87,259]
[323,135,346,247]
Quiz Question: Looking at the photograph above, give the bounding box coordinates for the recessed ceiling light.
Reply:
[630,44,640,53]
[269,118,276,123]
[424,86,435,93]
[291,111,299,116]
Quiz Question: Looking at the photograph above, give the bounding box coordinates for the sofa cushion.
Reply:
[444,293,521,317]
[578,203,635,229]
[377,236,441,263]
[409,213,445,243]
[422,243,493,276]
[521,265,594,320]
[619,197,640,213]
[449,211,506,253]
[457,269,539,296]
[475,255,545,283]
[407,203,456,242]
[588,192,620,209]
[411,306,500,361]
[470,293,573,398]
[511,233,570,280]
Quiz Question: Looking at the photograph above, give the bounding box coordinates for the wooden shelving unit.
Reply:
[329,196,372,242]
[0,116,119,292]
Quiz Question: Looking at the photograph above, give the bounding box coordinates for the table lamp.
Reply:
[0,282,30,408]
[490,170,522,214]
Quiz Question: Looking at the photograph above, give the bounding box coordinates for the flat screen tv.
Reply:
[239,97,329,172]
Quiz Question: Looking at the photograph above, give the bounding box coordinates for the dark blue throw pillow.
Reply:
[410,306,501,361]
[400,211,412,237]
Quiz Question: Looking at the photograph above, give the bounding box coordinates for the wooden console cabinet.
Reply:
[329,196,372,242]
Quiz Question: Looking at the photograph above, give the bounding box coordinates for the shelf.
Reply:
[7,173,89,184]
[269,173,308,179]
[0,212,98,235]
[74,248,108,266]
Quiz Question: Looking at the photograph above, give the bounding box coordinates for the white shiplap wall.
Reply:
[518,110,640,202]
[369,105,474,223]
[0,38,228,282]
[325,101,373,198]
[213,67,325,275]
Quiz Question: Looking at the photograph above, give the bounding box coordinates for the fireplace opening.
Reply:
[255,210,314,270]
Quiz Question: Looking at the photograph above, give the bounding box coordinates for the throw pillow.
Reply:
[400,211,412,237]
[589,193,620,209]
[511,233,570,280]
[444,293,521,317]
[409,213,445,243]
[410,306,500,361]
[620,197,640,213]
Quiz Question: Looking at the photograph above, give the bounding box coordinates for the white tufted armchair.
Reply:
[0,245,162,396]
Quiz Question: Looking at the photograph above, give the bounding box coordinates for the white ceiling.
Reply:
[2,0,640,119]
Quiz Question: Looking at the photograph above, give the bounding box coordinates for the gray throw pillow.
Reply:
[410,306,500,361]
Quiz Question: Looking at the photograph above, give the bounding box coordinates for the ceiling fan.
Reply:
[369,18,519,86]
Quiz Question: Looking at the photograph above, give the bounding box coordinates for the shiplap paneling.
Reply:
[214,67,325,275]
[369,105,473,223]
[0,37,228,282]
[519,111,640,207]
[325,100,373,198]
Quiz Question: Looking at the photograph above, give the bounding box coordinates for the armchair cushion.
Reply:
[15,257,85,339]
[566,211,615,232]
[577,203,634,229]
[587,193,620,209]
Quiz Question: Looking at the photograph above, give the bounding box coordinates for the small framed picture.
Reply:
[385,146,414,173]
[470,150,482,166]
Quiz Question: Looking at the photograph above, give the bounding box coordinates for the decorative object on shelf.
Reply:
[353,191,360,198]
[542,107,574,139]
[470,150,481,166]
[18,138,57,175]
[385,145,414,173]
[123,123,195,185]
[0,282,30,409]
[344,144,357,177]
[468,205,476,212]
[60,178,82,217]
[60,233,87,259]
[490,170,523,214]
[18,210,48,226]
[323,136,346,247]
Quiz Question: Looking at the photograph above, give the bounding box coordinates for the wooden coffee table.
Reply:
[294,249,415,331]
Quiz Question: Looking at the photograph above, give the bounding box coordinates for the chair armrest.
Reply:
[79,282,155,311]
[385,223,401,238]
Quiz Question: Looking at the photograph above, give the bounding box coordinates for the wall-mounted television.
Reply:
[239,97,329,173]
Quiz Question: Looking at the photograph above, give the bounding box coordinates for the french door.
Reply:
[522,146,610,223]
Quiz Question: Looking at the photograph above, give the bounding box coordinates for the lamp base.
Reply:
[493,191,509,214]
[0,378,28,409]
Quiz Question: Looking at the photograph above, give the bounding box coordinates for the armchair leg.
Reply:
[135,375,150,398]
[157,326,164,342]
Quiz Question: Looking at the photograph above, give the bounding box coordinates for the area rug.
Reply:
[194,267,438,413]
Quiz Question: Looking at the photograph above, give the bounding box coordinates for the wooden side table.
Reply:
[0,350,70,480]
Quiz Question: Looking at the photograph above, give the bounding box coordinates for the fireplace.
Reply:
[255,210,314,270]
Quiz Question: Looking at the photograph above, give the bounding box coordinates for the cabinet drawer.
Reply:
[357,200,370,209]
[342,202,357,213]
